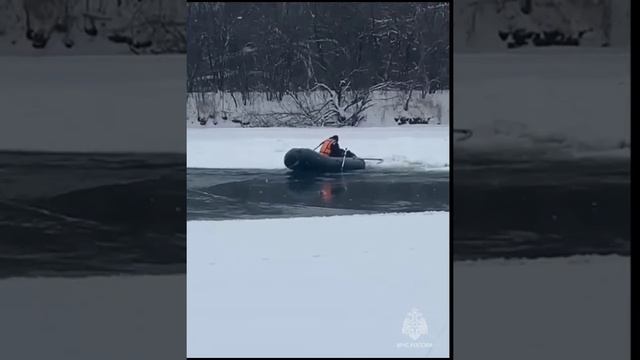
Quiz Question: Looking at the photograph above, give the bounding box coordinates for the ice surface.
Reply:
[187,211,450,357]
[187,126,449,170]
[1,252,627,359]
[0,55,185,153]
[455,48,630,160]
[187,210,629,359]
[0,275,185,360]
[455,255,630,360]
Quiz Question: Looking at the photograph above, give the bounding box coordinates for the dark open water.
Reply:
[187,168,449,220]
[1,150,628,277]
[0,151,185,278]
[189,156,629,261]
[454,156,630,260]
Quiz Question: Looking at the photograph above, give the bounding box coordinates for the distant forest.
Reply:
[187,2,449,97]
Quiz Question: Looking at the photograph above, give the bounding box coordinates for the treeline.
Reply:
[187,2,449,97]
[1,0,185,53]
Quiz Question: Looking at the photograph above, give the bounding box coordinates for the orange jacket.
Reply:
[319,138,337,156]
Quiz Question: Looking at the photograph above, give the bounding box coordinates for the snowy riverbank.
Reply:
[187,126,449,170]
[187,90,450,128]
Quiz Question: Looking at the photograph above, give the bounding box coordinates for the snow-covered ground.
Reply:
[187,90,450,128]
[188,209,628,359]
[0,55,185,153]
[455,48,630,160]
[187,126,449,170]
[0,275,185,360]
[187,212,450,358]
[455,255,630,360]
[1,253,627,359]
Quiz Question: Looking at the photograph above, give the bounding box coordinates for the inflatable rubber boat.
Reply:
[284,148,365,173]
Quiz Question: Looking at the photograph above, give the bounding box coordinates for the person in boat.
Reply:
[318,135,356,158]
